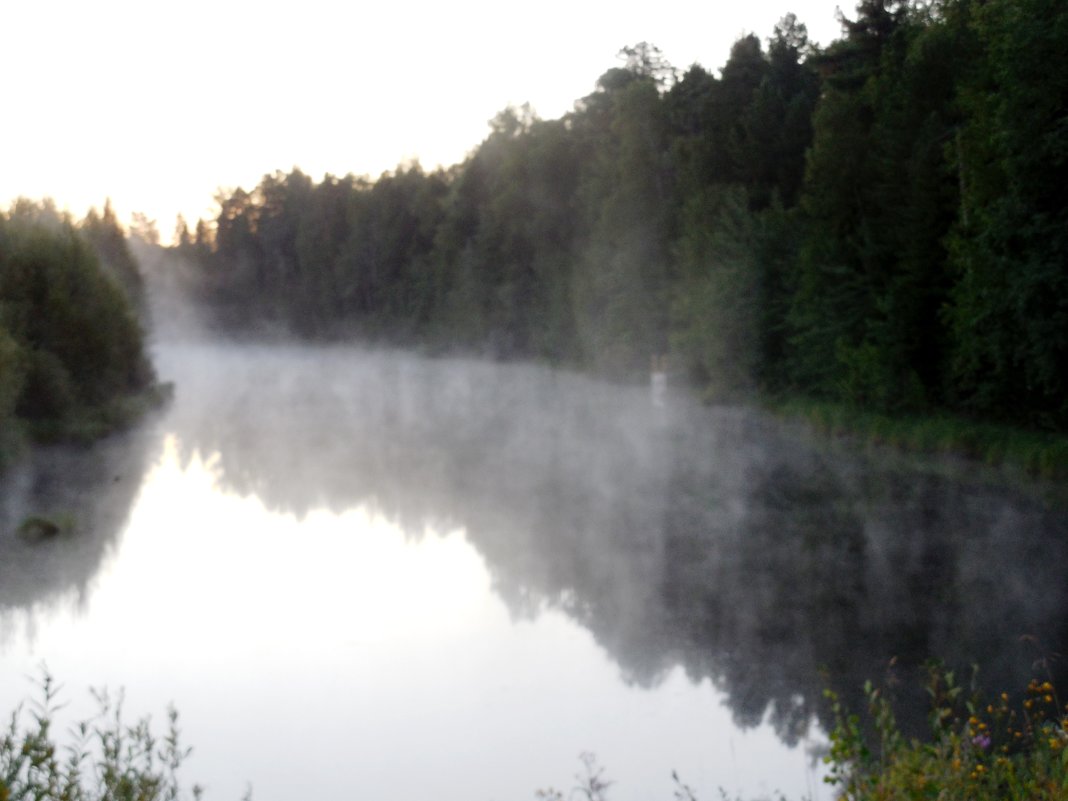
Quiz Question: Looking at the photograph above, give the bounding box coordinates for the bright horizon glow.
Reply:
[1,0,844,238]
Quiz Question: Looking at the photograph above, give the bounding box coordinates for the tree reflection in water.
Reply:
[4,342,1066,750]
[0,419,163,633]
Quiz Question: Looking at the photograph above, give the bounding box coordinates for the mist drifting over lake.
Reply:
[1,327,1064,800]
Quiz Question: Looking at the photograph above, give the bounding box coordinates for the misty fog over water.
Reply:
[0,337,1066,801]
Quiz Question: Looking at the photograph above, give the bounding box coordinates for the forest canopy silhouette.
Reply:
[6,0,1065,440]
[168,0,1067,432]
[0,200,156,462]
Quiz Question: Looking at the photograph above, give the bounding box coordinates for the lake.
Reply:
[0,341,1065,801]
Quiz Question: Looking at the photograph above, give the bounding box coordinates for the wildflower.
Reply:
[972,733,992,750]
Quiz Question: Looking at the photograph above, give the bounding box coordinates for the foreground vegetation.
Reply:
[0,200,158,468]
[824,668,1068,801]
[4,668,1064,801]
[537,670,1068,801]
[0,673,199,801]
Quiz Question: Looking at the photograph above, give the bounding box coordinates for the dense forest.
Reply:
[161,0,1063,433]
[0,200,156,464]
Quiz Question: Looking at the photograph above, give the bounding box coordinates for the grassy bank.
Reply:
[824,668,1068,801]
[0,672,200,801]
[766,397,1068,483]
[541,670,1068,801]
[4,669,1064,801]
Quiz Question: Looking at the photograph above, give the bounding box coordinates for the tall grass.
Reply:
[0,671,200,801]
[824,666,1068,800]
[539,669,1068,800]
[8,668,1063,801]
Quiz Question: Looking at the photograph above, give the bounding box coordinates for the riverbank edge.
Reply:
[763,395,1068,484]
[823,670,1068,801]
[0,381,174,471]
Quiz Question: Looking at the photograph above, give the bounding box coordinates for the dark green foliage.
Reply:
[18,349,78,421]
[572,73,672,375]
[0,201,155,449]
[0,324,26,466]
[780,0,1065,426]
[182,40,764,379]
[171,5,1067,436]
[671,186,760,395]
[945,0,1068,428]
[787,0,947,412]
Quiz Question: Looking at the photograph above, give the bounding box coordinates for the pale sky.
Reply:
[1,0,844,238]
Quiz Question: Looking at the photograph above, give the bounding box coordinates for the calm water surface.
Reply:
[0,342,1065,801]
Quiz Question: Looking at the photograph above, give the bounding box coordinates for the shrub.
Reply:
[0,671,200,801]
[824,667,1068,801]
[0,202,155,443]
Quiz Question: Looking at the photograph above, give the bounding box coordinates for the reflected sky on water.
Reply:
[0,436,822,801]
[1,342,1065,800]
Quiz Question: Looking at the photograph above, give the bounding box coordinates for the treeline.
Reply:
[175,0,1067,431]
[0,200,156,463]
[176,25,815,371]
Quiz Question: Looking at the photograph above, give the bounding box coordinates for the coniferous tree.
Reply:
[945,0,1068,426]
[0,202,154,441]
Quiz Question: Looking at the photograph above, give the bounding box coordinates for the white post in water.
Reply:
[650,354,667,408]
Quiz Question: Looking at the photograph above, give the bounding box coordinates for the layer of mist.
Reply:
[4,335,1057,747]
[149,342,1065,743]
